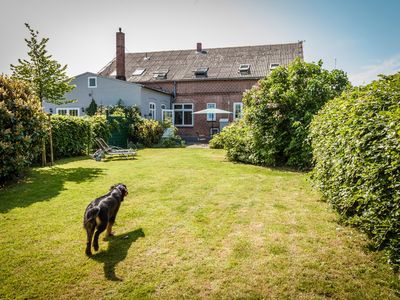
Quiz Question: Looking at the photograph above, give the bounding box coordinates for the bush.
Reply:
[310,73,400,269]
[50,115,91,158]
[0,76,47,183]
[88,115,111,145]
[49,115,110,159]
[86,98,98,116]
[209,132,225,149]
[133,119,165,147]
[210,121,254,163]
[154,126,185,148]
[240,58,350,169]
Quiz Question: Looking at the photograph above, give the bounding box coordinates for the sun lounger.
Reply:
[91,138,137,160]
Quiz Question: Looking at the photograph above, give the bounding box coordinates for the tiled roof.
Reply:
[98,42,303,82]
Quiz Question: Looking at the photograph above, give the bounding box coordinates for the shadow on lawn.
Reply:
[0,166,104,213]
[91,228,145,281]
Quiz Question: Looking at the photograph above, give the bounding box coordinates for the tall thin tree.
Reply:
[11,23,75,166]
[10,23,75,105]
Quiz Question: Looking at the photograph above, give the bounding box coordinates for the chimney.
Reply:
[196,42,202,53]
[116,27,126,81]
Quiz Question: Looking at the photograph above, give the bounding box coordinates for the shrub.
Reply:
[154,126,185,148]
[209,132,225,149]
[87,115,111,148]
[309,73,400,269]
[239,58,350,169]
[50,115,91,158]
[0,76,47,183]
[49,115,110,159]
[86,98,98,116]
[133,119,165,147]
[210,121,254,163]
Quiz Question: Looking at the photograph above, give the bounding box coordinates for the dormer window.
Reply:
[239,64,251,75]
[153,70,168,79]
[270,63,280,70]
[133,68,146,76]
[195,67,208,77]
[88,77,97,88]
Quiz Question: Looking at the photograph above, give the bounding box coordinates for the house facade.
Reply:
[43,72,171,121]
[98,29,304,140]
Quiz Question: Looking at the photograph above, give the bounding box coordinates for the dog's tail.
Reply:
[83,206,100,227]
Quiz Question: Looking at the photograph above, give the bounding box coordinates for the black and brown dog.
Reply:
[83,183,128,256]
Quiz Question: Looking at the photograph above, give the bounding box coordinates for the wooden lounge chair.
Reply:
[92,138,137,160]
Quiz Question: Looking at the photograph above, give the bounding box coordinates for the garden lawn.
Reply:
[0,148,399,299]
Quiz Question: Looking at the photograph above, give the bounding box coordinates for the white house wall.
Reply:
[43,72,171,121]
[140,88,171,121]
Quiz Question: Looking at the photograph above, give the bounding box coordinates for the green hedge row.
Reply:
[49,115,110,159]
[310,73,400,268]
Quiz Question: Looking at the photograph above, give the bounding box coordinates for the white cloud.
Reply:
[349,54,400,86]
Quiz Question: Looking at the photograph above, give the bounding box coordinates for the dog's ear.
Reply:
[110,184,117,191]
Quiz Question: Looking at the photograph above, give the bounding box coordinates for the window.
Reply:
[239,64,251,74]
[207,103,216,121]
[174,103,193,126]
[233,102,243,120]
[57,109,67,115]
[161,104,166,110]
[88,77,97,88]
[153,70,168,79]
[194,67,208,77]
[56,108,80,116]
[132,68,146,76]
[270,63,280,70]
[149,102,156,120]
[162,109,173,123]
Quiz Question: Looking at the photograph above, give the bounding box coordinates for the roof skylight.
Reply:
[239,64,251,74]
[194,67,208,77]
[132,68,146,76]
[270,63,280,70]
[153,69,169,79]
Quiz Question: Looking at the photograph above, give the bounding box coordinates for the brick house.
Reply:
[99,29,304,141]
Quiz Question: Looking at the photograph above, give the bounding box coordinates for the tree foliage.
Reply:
[0,75,47,183]
[310,73,400,269]
[10,23,74,105]
[86,98,98,116]
[211,58,350,169]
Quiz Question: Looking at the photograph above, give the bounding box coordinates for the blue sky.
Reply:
[0,0,399,85]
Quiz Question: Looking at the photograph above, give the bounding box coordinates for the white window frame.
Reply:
[56,108,80,116]
[162,109,174,123]
[88,77,97,88]
[173,103,193,127]
[149,102,156,120]
[207,103,216,121]
[233,102,243,120]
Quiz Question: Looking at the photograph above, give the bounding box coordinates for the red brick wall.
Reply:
[142,79,258,139]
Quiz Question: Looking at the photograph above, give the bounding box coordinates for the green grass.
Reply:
[0,148,399,299]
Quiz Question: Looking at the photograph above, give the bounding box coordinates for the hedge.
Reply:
[0,76,47,183]
[49,115,110,159]
[309,73,400,269]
